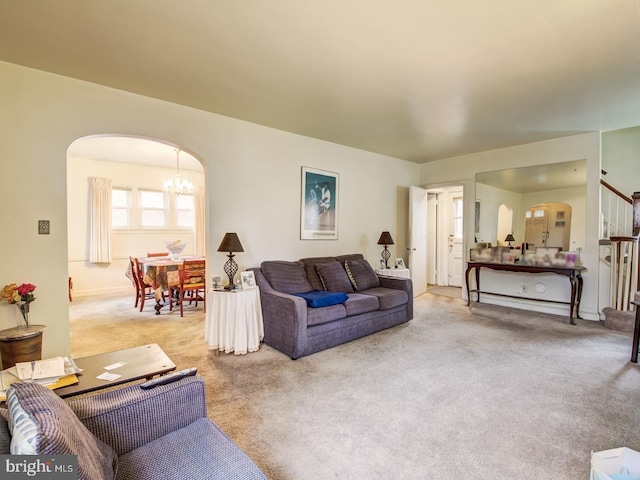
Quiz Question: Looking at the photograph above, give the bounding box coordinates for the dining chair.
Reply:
[170,259,206,317]
[133,257,161,312]
[128,256,142,308]
[147,252,169,257]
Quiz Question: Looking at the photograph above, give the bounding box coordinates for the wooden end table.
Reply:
[0,324,46,369]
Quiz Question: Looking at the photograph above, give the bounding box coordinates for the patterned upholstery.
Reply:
[7,382,117,480]
[1,377,266,480]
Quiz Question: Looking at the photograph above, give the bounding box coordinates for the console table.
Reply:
[465,261,585,324]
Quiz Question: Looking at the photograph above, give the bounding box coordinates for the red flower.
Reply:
[16,284,36,297]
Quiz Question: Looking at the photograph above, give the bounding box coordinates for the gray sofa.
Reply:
[250,253,413,359]
[0,376,266,480]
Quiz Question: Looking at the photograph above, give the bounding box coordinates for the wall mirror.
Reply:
[475,160,587,253]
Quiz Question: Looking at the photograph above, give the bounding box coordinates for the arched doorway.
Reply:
[66,135,205,298]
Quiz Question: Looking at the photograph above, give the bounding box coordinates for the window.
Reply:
[140,190,166,227]
[112,187,131,227]
[111,185,194,229]
[175,194,195,228]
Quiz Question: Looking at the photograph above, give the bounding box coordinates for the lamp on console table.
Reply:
[217,232,244,290]
[504,233,515,249]
[377,231,395,269]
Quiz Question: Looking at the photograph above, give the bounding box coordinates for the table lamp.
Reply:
[217,233,244,289]
[377,231,394,269]
[504,233,515,249]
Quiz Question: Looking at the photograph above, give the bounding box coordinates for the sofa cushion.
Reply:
[307,303,347,326]
[335,253,364,264]
[360,287,409,310]
[344,293,380,316]
[117,417,266,480]
[7,382,117,480]
[261,261,313,294]
[300,256,339,291]
[293,290,348,308]
[315,262,355,293]
[344,259,380,291]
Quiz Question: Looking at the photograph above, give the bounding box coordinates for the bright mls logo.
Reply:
[1,455,77,479]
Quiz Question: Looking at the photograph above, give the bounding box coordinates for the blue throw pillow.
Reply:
[293,290,348,308]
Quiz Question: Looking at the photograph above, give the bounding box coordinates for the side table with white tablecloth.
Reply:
[204,287,264,355]
[376,267,410,279]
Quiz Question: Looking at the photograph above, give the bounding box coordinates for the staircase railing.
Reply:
[600,180,633,237]
[610,235,639,311]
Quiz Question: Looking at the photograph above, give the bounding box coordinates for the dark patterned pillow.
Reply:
[261,261,313,294]
[315,262,354,293]
[7,382,117,479]
[345,259,380,291]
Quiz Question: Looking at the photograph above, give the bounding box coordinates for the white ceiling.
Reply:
[2,1,640,164]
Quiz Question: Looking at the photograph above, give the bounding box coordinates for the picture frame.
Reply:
[395,258,405,269]
[240,271,256,289]
[379,259,385,269]
[300,166,339,240]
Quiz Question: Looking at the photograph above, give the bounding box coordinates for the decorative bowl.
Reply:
[165,241,187,260]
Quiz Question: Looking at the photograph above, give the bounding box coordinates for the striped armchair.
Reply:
[0,376,266,480]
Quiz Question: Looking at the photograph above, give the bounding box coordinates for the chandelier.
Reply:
[163,148,194,194]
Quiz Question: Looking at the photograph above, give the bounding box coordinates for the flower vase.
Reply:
[18,303,30,330]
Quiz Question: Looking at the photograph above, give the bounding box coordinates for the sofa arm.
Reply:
[68,376,207,455]
[378,276,413,319]
[249,268,309,359]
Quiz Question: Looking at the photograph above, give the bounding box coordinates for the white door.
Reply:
[409,186,427,296]
[447,193,463,287]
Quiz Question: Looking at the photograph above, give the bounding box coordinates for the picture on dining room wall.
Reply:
[300,166,339,240]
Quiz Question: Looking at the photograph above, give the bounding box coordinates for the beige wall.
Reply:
[0,61,420,357]
[420,133,601,319]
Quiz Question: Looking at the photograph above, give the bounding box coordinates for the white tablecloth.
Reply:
[376,267,411,279]
[204,287,264,355]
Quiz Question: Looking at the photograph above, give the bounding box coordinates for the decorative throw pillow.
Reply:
[261,261,313,294]
[345,259,380,291]
[315,262,354,293]
[7,382,117,480]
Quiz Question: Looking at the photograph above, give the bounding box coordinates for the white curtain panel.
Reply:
[89,177,112,263]
[195,186,206,257]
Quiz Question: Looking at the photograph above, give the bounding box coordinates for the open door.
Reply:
[409,186,427,296]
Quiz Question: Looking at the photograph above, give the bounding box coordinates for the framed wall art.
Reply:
[300,166,339,240]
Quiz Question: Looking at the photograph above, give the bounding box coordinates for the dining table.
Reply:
[128,255,206,314]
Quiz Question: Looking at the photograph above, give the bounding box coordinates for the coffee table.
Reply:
[55,343,176,398]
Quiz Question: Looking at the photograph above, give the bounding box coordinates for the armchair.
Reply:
[0,376,266,480]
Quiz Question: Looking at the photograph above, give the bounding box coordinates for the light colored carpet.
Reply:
[427,285,462,298]
[69,291,640,479]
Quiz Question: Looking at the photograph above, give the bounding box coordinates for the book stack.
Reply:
[0,356,82,401]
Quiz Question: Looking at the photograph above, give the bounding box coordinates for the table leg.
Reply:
[632,305,640,363]
[568,275,577,325]
[575,272,584,320]
[465,265,473,306]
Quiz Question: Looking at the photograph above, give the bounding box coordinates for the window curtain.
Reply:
[89,177,112,263]
[195,186,206,256]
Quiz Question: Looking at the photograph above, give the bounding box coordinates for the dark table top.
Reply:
[55,343,176,398]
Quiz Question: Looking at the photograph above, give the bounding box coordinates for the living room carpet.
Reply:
[69,292,640,479]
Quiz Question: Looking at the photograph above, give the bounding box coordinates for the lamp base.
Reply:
[224,283,236,291]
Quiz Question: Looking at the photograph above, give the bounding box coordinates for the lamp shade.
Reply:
[504,234,515,243]
[217,233,244,253]
[377,231,395,246]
